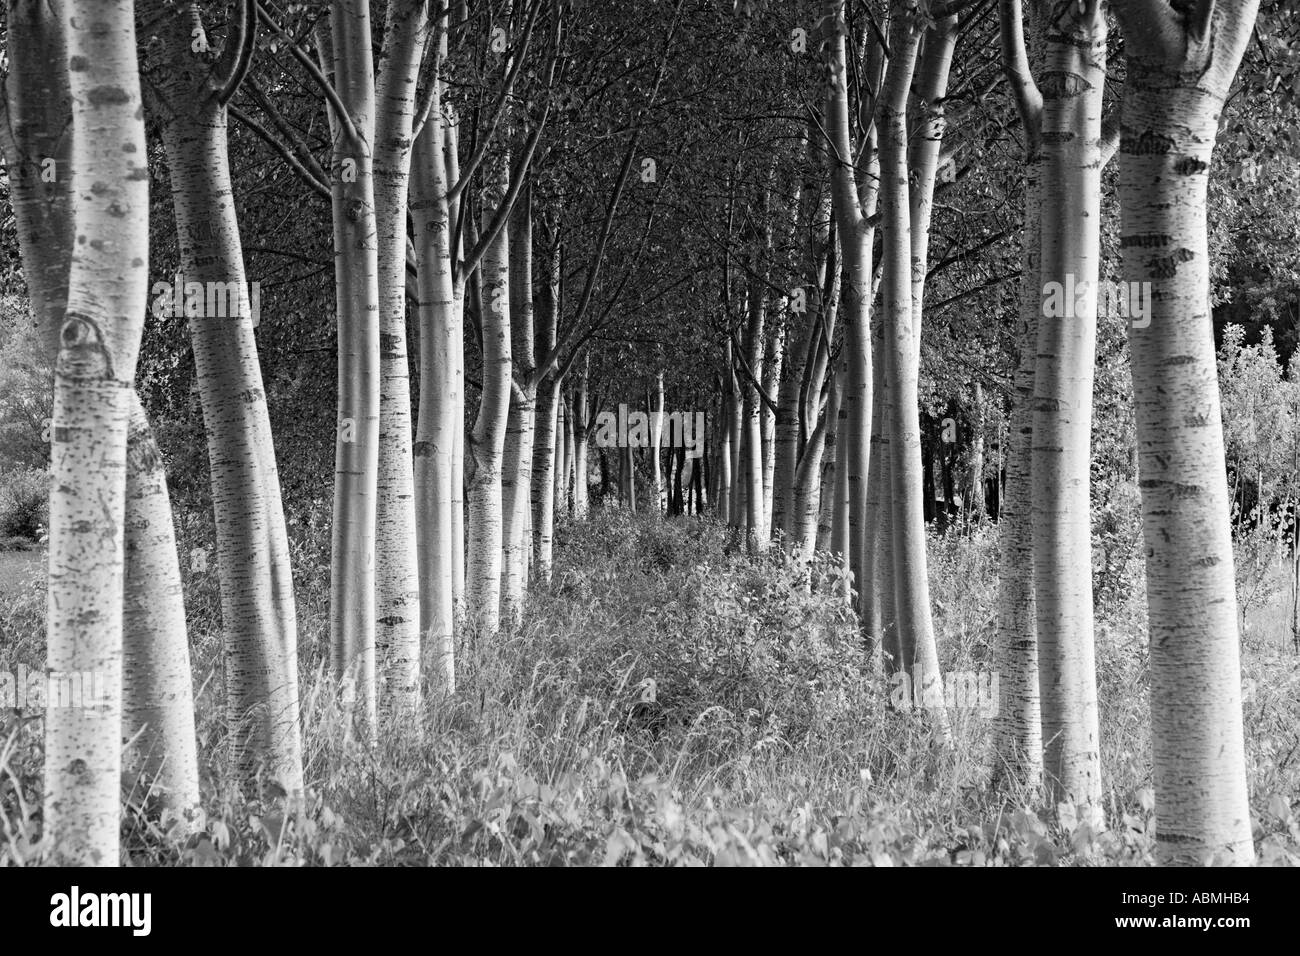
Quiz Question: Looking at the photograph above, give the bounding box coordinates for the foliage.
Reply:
[3,510,1298,866]
[0,466,47,545]
[0,297,50,474]
[1217,324,1300,628]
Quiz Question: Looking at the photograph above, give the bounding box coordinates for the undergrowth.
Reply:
[2,508,1298,865]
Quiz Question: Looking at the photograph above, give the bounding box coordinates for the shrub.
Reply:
[0,467,49,542]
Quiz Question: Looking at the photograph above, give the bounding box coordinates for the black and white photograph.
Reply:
[0,0,1294,927]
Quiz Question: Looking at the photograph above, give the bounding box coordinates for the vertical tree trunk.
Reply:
[729,358,744,529]
[865,317,889,656]
[651,372,666,512]
[994,0,1044,783]
[792,381,832,561]
[743,274,768,551]
[621,443,637,513]
[572,364,590,517]
[502,190,536,623]
[4,0,199,824]
[326,0,382,733]
[1116,0,1258,864]
[822,0,876,630]
[122,395,199,819]
[772,333,804,541]
[925,424,939,524]
[968,382,986,520]
[532,375,561,575]
[997,171,1044,779]
[1033,0,1106,816]
[44,0,148,864]
[718,356,733,525]
[531,236,562,583]
[147,3,303,791]
[466,174,512,633]
[551,383,567,525]
[816,354,844,555]
[373,0,427,717]
[761,321,783,533]
[411,80,460,691]
[879,5,944,716]
[446,120,467,616]
[777,183,835,546]
[564,386,577,514]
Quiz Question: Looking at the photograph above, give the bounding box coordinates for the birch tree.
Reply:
[1115,0,1260,865]
[372,0,429,718]
[142,0,303,795]
[42,0,149,865]
[2,2,197,828]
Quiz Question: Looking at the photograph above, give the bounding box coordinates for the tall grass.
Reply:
[2,508,1297,865]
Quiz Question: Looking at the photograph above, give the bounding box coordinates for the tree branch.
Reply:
[216,0,258,106]
[256,0,362,148]
[998,0,1042,152]
[229,103,331,199]
[447,0,542,200]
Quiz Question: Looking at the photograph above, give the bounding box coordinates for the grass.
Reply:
[0,549,40,613]
[1,508,1298,866]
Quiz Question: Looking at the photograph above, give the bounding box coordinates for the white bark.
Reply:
[1116,0,1259,864]
[45,0,149,864]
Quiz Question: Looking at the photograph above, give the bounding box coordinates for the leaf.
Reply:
[1268,793,1292,823]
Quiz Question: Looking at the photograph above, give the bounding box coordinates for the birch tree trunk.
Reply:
[968,383,986,521]
[760,321,783,533]
[743,274,768,551]
[411,74,460,691]
[1033,0,1106,816]
[572,363,590,518]
[373,0,427,718]
[122,395,199,819]
[879,5,944,716]
[775,169,832,544]
[994,0,1044,782]
[997,167,1044,778]
[729,359,744,529]
[145,3,303,792]
[501,191,536,623]
[772,334,803,541]
[817,355,844,556]
[718,350,734,525]
[467,174,512,633]
[792,382,832,560]
[325,0,382,733]
[556,389,568,514]
[865,309,889,657]
[532,240,563,583]
[446,120,467,616]
[822,0,879,631]
[1116,0,1259,865]
[44,0,148,864]
[4,0,199,823]
[651,373,666,512]
[533,375,561,579]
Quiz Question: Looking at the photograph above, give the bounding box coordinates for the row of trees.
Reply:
[1,0,1294,866]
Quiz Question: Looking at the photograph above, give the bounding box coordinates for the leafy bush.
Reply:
[0,467,49,542]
